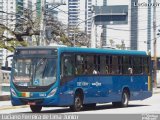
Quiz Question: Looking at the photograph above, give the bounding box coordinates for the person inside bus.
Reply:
[106,66,109,74]
[64,58,73,76]
[93,66,99,74]
[84,69,88,74]
[93,69,98,74]
[128,67,133,74]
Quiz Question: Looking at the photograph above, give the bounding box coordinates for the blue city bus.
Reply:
[9,46,152,112]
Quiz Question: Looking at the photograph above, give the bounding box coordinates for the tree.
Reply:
[116,40,126,50]
[109,39,115,47]
[75,32,90,47]
[0,9,70,51]
[0,8,91,51]
[0,10,40,51]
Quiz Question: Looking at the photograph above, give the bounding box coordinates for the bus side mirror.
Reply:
[1,66,11,71]
[1,60,11,71]
[1,54,13,71]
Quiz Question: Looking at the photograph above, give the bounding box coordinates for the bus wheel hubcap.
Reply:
[122,93,128,105]
[75,97,81,110]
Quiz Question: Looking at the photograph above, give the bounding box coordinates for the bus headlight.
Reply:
[11,88,17,97]
[47,88,57,98]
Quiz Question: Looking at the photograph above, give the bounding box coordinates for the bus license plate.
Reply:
[27,102,36,105]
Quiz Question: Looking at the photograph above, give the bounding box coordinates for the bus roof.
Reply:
[58,47,147,56]
[15,46,148,56]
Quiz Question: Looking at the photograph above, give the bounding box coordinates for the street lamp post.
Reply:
[153,0,157,88]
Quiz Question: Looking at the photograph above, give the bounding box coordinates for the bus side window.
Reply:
[75,55,84,75]
[99,55,106,74]
[122,56,132,75]
[62,54,74,76]
[106,56,110,74]
[86,55,94,74]
[133,57,143,74]
[111,56,119,74]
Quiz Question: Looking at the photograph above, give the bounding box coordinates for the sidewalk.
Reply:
[153,87,160,94]
[0,100,28,111]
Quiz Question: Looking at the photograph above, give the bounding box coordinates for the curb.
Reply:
[0,105,28,111]
[0,95,10,101]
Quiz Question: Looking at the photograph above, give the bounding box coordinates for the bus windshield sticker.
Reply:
[33,79,40,86]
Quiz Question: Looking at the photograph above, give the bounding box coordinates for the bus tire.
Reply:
[83,103,96,110]
[112,90,129,108]
[30,105,42,113]
[70,93,83,112]
[120,90,129,107]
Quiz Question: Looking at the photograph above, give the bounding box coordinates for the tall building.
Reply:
[23,0,32,45]
[2,0,16,30]
[92,0,152,52]
[68,0,93,38]
[0,0,17,69]
[36,0,41,18]
[85,0,92,35]
[24,0,32,9]
[68,0,80,38]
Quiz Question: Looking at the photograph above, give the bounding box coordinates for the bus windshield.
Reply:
[12,58,57,87]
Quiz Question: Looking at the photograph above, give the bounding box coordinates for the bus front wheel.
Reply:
[30,105,42,113]
[70,94,83,112]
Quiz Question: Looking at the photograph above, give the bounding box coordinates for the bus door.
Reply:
[60,53,75,104]
[61,53,75,86]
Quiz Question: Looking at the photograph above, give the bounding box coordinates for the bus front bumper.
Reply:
[11,95,60,106]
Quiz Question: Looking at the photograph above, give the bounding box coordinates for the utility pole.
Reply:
[101,0,107,48]
[40,0,46,46]
[153,0,157,88]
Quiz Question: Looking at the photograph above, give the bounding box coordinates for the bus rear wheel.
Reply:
[121,90,129,107]
[70,94,83,112]
[112,90,129,107]
[30,105,42,113]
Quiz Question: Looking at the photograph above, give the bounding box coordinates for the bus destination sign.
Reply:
[16,49,56,55]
